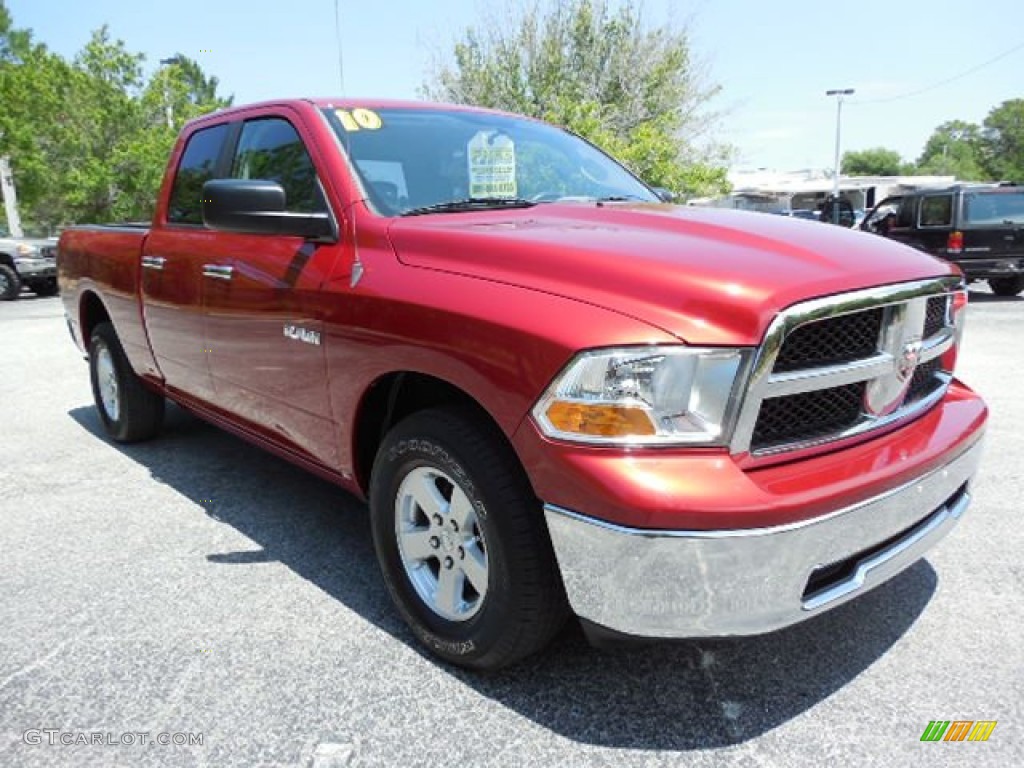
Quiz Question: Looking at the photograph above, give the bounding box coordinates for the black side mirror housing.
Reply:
[652,187,677,203]
[202,179,335,241]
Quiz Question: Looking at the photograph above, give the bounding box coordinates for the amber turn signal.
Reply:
[545,401,656,438]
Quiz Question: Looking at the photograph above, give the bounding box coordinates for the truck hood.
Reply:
[386,203,959,346]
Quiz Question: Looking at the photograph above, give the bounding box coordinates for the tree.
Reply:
[977,99,1024,182]
[423,0,731,197]
[915,120,986,180]
[0,3,231,232]
[840,147,909,176]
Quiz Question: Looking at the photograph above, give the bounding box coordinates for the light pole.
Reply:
[160,55,185,129]
[826,87,854,223]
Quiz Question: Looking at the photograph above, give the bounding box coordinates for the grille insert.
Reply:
[752,383,865,448]
[773,308,883,372]
[905,358,943,403]
[924,296,947,338]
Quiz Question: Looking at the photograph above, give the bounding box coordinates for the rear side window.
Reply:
[231,118,325,213]
[964,191,1024,225]
[919,195,953,228]
[167,124,230,225]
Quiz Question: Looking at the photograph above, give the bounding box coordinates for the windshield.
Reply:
[963,190,1024,226]
[322,107,658,216]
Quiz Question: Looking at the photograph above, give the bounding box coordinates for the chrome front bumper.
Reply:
[544,437,984,639]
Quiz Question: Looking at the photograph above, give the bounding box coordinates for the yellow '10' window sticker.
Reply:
[335,108,383,132]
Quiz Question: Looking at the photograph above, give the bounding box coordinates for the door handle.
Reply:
[202,264,234,281]
[141,256,166,270]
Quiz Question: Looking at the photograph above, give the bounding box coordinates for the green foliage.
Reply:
[0,3,231,232]
[840,147,908,177]
[915,120,986,180]
[422,0,731,198]
[978,99,1024,182]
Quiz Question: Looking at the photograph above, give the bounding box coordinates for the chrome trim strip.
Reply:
[202,264,234,281]
[730,275,963,459]
[141,256,166,270]
[919,328,955,363]
[802,487,970,611]
[764,353,894,397]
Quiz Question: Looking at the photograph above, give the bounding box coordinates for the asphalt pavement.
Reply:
[1,286,1021,767]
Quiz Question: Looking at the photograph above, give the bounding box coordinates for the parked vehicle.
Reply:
[0,235,58,300]
[59,99,987,670]
[862,183,1024,296]
[819,195,856,227]
[773,208,820,221]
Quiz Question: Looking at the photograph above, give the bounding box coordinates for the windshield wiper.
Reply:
[401,197,537,216]
[595,194,648,202]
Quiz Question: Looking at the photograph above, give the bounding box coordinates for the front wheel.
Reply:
[989,276,1024,297]
[0,264,20,300]
[369,407,568,670]
[88,322,165,442]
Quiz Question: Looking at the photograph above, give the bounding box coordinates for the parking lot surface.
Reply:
[1,289,1021,767]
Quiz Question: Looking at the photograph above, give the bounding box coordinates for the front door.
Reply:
[202,113,342,466]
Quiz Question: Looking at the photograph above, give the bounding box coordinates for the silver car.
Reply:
[0,236,58,300]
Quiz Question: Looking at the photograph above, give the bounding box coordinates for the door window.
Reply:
[919,195,953,228]
[895,196,917,228]
[167,123,230,225]
[231,118,325,214]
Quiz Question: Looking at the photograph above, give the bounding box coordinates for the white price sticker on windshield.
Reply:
[467,132,517,198]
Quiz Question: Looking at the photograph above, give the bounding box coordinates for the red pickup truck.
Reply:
[59,99,987,670]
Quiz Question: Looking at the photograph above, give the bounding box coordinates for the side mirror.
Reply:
[652,187,677,203]
[202,179,335,240]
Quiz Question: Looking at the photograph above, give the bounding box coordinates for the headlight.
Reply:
[532,346,751,445]
[16,243,40,257]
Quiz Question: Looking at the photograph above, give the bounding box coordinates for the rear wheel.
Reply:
[0,264,20,300]
[88,322,165,442]
[989,276,1024,297]
[369,407,568,670]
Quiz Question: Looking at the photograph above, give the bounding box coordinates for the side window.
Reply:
[231,118,325,213]
[895,196,918,228]
[919,195,953,227]
[167,124,230,225]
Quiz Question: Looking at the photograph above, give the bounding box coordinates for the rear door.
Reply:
[142,122,232,401]
[959,187,1024,260]
[201,110,343,465]
[913,191,955,257]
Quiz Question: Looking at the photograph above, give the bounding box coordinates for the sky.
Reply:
[9,0,1024,172]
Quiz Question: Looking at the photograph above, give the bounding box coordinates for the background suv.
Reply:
[862,183,1024,296]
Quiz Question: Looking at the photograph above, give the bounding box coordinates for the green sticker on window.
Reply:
[467,131,517,198]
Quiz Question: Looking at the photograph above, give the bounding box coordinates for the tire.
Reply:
[989,276,1024,297]
[0,264,20,300]
[88,322,165,442]
[369,407,568,670]
[28,277,59,297]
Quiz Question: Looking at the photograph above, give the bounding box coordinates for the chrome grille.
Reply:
[732,277,962,458]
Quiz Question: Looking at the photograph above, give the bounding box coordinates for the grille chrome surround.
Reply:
[731,276,963,459]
